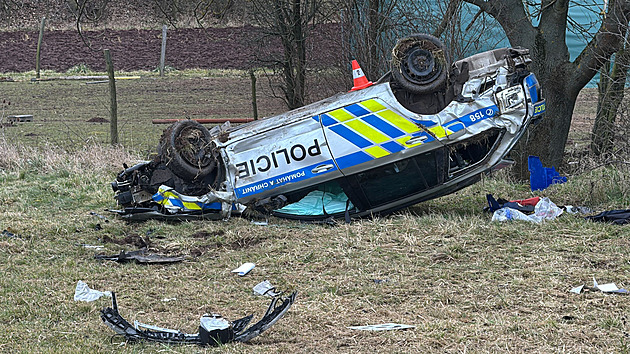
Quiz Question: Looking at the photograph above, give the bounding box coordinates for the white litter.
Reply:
[74,280,111,302]
[594,277,629,294]
[253,280,280,297]
[347,323,415,331]
[570,278,629,294]
[492,197,563,223]
[231,262,255,276]
[570,285,584,294]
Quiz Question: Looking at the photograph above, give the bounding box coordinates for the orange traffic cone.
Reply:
[350,60,373,91]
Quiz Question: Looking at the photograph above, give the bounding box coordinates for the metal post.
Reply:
[160,25,167,77]
[36,17,46,79]
[104,49,118,145]
[250,69,258,120]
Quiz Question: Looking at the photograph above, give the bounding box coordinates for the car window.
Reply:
[273,180,353,217]
[352,150,446,207]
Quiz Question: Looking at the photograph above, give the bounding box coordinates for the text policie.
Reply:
[236,139,322,178]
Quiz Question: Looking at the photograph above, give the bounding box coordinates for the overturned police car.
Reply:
[111,34,545,221]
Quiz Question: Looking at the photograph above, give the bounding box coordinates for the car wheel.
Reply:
[158,120,220,183]
[391,34,449,94]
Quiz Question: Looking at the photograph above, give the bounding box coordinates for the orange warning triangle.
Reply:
[350,60,373,91]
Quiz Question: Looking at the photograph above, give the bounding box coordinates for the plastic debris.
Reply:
[100,290,297,346]
[253,280,280,297]
[528,155,567,191]
[570,285,584,294]
[492,197,563,223]
[232,262,255,276]
[1,229,18,238]
[570,278,629,294]
[95,248,185,264]
[594,277,629,294]
[347,323,415,331]
[89,211,110,223]
[565,206,593,215]
[78,244,105,250]
[74,280,112,302]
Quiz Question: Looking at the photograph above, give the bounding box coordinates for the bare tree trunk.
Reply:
[591,29,630,156]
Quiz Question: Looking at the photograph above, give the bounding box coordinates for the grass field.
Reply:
[1,71,630,353]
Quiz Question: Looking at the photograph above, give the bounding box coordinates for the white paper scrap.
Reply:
[232,262,255,276]
[594,277,629,294]
[253,280,280,297]
[570,285,584,294]
[347,323,416,331]
[74,280,112,302]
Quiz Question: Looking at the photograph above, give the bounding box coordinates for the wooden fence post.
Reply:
[160,25,167,77]
[36,17,46,79]
[250,69,258,120]
[104,49,118,145]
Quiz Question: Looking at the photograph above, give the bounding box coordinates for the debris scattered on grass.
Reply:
[347,323,415,331]
[100,290,297,346]
[253,280,280,297]
[95,248,185,264]
[74,280,111,302]
[586,209,630,225]
[564,206,593,215]
[89,211,110,222]
[492,197,563,223]
[570,285,584,294]
[78,244,105,250]
[232,262,255,276]
[594,277,629,294]
[1,229,18,238]
[528,155,567,191]
[570,278,628,294]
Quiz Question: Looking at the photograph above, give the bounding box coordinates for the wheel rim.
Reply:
[401,46,441,85]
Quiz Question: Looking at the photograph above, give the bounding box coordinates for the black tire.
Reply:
[158,120,221,183]
[391,34,449,94]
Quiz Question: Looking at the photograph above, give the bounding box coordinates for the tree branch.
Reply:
[463,0,536,46]
[433,0,462,38]
[572,0,630,90]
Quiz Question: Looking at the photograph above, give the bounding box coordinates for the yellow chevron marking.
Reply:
[346,120,389,144]
[182,201,202,210]
[328,108,355,122]
[365,145,390,158]
[377,110,421,134]
[428,126,452,138]
[361,99,387,112]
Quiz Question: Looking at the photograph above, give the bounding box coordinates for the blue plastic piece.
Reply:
[528,156,567,191]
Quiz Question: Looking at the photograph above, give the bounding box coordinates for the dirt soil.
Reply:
[0,25,341,73]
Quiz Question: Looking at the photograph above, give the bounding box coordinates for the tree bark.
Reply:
[591,27,630,155]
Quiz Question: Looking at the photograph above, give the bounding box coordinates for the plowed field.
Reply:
[0,25,341,72]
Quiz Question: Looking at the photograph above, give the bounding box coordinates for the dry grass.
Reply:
[1,138,630,353]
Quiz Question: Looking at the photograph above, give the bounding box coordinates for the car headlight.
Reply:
[495,85,525,114]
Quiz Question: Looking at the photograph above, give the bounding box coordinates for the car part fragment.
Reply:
[100,291,297,346]
[94,248,185,264]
